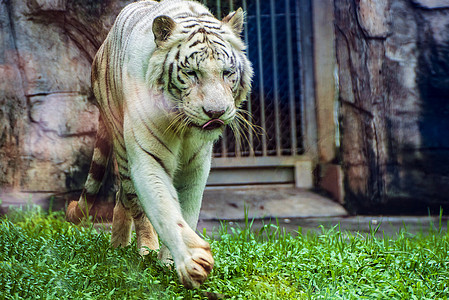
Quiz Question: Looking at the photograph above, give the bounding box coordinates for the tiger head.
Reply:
[147,6,253,140]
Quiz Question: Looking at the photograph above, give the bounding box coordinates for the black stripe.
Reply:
[135,107,174,155]
[183,23,199,29]
[104,48,123,129]
[95,135,111,158]
[114,148,127,163]
[187,145,204,166]
[179,58,188,68]
[104,47,112,117]
[174,14,194,19]
[96,115,112,156]
[90,161,106,182]
[204,25,222,30]
[113,131,126,151]
[116,158,129,174]
[177,70,186,85]
[168,62,174,88]
[178,18,198,24]
[122,7,148,45]
[174,48,181,60]
[208,31,226,42]
[177,75,186,85]
[132,210,144,220]
[212,40,226,48]
[118,193,128,207]
[132,128,171,177]
[199,13,214,17]
[158,52,170,86]
[189,40,203,48]
[198,20,221,25]
[187,51,200,60]
[230,52,236,65]
[120,174,131,181]
[126,193,137,200]
[196,51,208,64]
[119,8,135,47]
[184,89,192,98]
[168,63,182,99]
[177,14,217,21]
[112,40,123,120]
[186,30,201,42]
[168,81,181,100]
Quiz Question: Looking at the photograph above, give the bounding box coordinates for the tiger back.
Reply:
[66,0,252,288]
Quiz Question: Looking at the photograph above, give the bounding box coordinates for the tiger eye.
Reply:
[222,69,232,77]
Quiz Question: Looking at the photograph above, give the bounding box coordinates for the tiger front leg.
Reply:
[131,162,214,288]
[173,145,215,287]
[175,143,213,236]
[125,126,214,288]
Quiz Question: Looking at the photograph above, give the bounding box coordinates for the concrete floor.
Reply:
[200,186,347,220]
[198,186,448,237]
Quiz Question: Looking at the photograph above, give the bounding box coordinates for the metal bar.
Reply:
[297,0,317,156]
[286,0,297,155]
[216,0,221,18]
[213,155,312,168]
[235,122,241,157]
[217,0,227,157]
[232,0,240,157]
[207,167,295,186]
[270,0,281,156]
[255,0,267,156]
[296,0,306,154]
[221,131,228,157]
[242,0,254,157]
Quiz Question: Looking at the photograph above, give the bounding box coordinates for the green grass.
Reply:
[1,206,448,299]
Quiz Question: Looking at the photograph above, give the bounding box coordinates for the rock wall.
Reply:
[335,0,449,213]
[0,0,129,210]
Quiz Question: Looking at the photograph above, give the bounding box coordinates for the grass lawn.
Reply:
[0,206,448,299]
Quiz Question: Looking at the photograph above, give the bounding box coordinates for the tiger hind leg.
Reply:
[111,189,159,254]
[133,212,159,256]
[111,189,133,248]
[66,115,111,224]
[123,190,159,255]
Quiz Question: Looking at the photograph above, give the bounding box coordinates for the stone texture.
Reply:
[335,0,449,212]
[319,164,344,204]
[0,0,129,208]
[356,0,391,38]
[412,0,449,9]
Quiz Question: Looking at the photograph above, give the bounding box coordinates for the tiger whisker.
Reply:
[174,113,191,137]
[165,110,185,136]
[229,110,264,154]
[235,110,264,137]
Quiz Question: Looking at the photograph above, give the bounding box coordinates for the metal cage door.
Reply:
[203,0,316,187]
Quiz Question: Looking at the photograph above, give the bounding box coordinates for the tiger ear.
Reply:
[153,15,177,46]
[222,7,244,36]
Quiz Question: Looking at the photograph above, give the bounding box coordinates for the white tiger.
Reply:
[66,0,253,288]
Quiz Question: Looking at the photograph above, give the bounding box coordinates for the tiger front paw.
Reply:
[176,244,214,289]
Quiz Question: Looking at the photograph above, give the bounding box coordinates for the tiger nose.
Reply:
[203,107,225,119]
